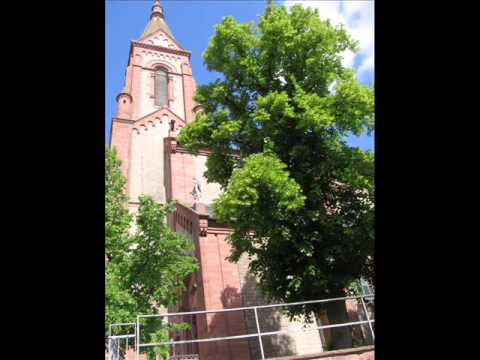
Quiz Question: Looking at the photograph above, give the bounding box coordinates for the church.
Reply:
[109,2,373,359]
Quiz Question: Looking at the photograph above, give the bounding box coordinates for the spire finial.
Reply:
[151,0,164,19]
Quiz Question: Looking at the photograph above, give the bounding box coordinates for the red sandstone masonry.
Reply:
[181,62,196,123]
[117,94,133,119]
[164,137,196,205]
[172,203,250,359]
[110,118,133,180]
[197,230,250,360]
[110,6,375,358]
[131,63,143,119]
[110,6,251,359]
[124,60,133,94]
[269,347,374,360]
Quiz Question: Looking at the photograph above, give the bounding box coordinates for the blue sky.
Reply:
[105,0,374,150]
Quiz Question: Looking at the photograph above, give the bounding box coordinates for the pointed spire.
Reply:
[151,0,164,19]
[140,0,176,41]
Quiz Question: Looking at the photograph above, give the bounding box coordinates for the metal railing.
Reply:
[125,294,375,360]
[108,323,137,360]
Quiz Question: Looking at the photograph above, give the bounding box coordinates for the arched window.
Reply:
[154,68,168,106]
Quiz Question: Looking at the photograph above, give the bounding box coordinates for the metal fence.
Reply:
[108,323,137,360]
[108,294,374,360]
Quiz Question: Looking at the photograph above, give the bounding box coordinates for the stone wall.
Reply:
[268,346,374,360]
[193,155,222,205]
[131,44,189,120]
[194,229,250,360]
[236,254,324,359]
[129,117,170,203]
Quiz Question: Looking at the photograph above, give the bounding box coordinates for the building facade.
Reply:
[109,2,372,359]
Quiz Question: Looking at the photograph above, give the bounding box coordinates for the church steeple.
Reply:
[140,0,175,41]
[151,0,164,19]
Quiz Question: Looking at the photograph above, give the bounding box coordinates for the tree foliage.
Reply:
[106,147,137,334]
[178,2,374,338]
[105,148,199,356]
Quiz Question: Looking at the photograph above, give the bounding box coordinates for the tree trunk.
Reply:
[319,299,353,350]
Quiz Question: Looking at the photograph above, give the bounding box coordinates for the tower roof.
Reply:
[140,0,175,41]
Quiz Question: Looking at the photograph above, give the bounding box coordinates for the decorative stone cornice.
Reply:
[174,196,231,237]
[131,41,191,58]
[164,137,211,156]
[134,107,184,125]
[115,92,133,103]
[206,226,232,236]
[130,107,187,136]
[141,66,182,76]
[112,117,135,124]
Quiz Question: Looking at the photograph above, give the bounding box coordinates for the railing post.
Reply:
[136,317,140,360]
[117,337,120,360]
[360,296,375,342]
[253,307,266,360]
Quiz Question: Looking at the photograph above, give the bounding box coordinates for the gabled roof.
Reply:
[134,106,186,127]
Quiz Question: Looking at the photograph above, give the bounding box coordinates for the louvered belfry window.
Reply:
[154,68,168,106]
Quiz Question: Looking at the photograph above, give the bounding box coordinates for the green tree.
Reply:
[105,147,199,357]
[178,3,374,350]
[106,147,137,335]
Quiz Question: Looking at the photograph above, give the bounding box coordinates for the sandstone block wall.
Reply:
[237,254,324,359]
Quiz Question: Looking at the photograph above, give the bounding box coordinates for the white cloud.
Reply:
[341,49,356,69]
[283,0,374,85]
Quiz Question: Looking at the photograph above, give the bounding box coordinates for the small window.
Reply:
[154,68,168,107]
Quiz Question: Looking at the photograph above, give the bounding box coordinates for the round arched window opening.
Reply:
[154,67,168,107]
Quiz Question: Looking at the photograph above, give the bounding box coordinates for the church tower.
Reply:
[110,0,201,210]
[109,3,327,359]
